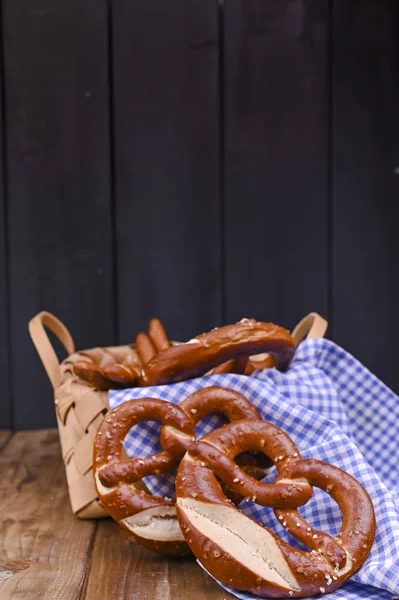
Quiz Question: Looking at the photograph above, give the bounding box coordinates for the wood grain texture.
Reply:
[83,519,234,600]
[0,430,235,599]
[224,0,329,329]
[332,0,399,391]
[0,54,10,430]
[112,0,222,343]
[0,430,95,599]
[3,0,114,429]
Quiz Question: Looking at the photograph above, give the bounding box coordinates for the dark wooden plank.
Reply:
[0,43,11,430]
[0,430,96,598]
[3,1,114,428]
[224,0,330,329]
[332,0,399,391]
[112,0,221,343]
[84,519,234,600]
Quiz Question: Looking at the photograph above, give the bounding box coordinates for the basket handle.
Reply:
[29,311,75,390]
[292,312,328,344]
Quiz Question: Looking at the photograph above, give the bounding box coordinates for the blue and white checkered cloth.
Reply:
[109,339,399,599]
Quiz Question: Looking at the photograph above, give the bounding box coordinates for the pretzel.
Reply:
[74,318,169,390]
[135,332,156,365]
[211,353,275,377]
[148,317,170,352]
[73,360,141,391]
[245,353,275,374]
[175,420,375,598]
[74,319,295,390]
[93,387,262,556]
[142,319,296,386]
[209,353,275,377]
[136,318,169,365]
[209,357,248,375]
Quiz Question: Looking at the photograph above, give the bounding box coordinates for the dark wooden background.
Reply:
[0,0,398,430]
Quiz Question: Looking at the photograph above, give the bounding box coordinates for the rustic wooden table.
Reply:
[0,430,235,600]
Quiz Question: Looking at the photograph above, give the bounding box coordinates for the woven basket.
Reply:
[29,310,327,519]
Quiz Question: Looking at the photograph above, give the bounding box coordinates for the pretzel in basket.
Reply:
[175,420,375,598]
[136,318,170,364]
[73,318,169,390]
[93,387,263,556]
[74,319,295,390]
[71,360,141,391]
[143,319,295,385]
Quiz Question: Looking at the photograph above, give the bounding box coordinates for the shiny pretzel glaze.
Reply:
[175,420,375,598]
[74,319,296,390]
[93,387,262,556]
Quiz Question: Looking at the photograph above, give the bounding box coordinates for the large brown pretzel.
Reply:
[75,319,296,390]
[93,387,262,556]
[142,319,295,386]
[176,420,375,598]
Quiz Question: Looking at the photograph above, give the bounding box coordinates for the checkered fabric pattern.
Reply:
[109,339,399,600]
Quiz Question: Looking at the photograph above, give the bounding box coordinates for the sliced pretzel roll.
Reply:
[175,420,375,598]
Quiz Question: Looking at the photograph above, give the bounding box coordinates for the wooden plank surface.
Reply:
[0,430,96,599]
[332,0,399,391]
[84,519,234,600]
[112,0,222,343]
[3,0,114,429]
[0,48,10,430]
[0,430,235,599]
[224,0,330,329]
